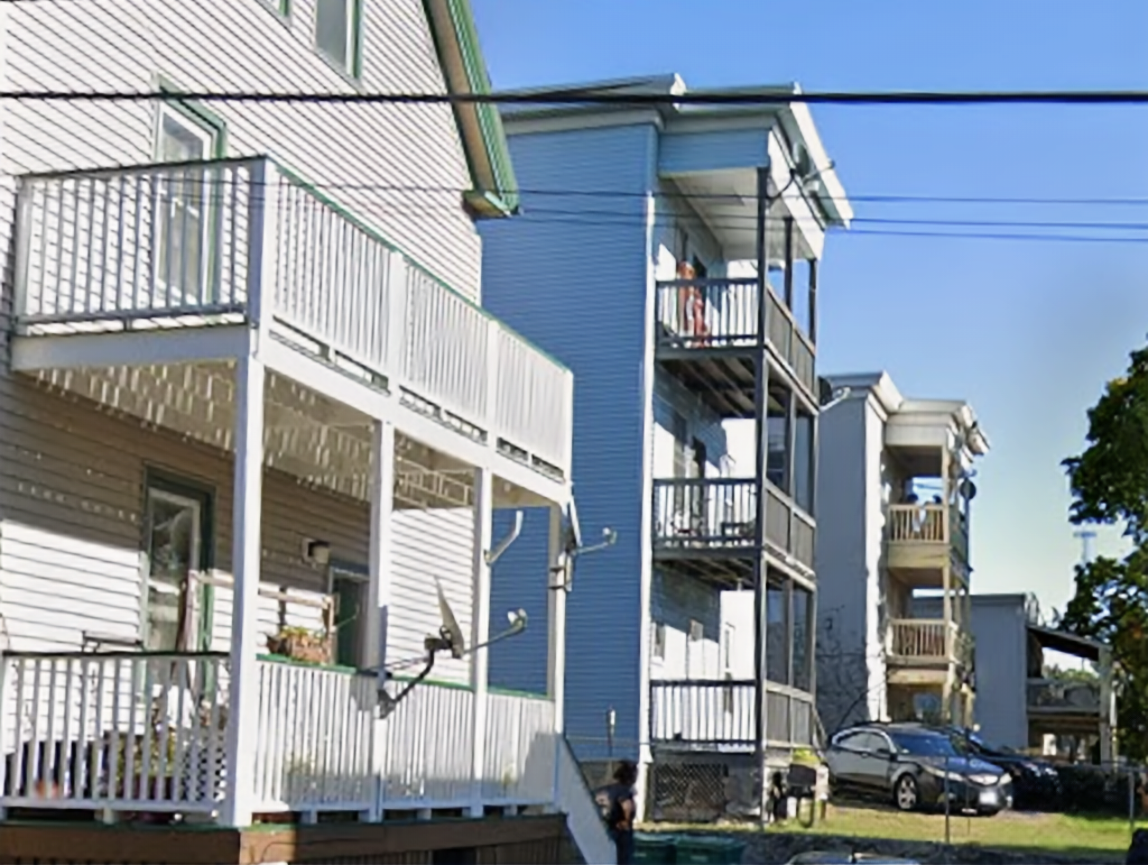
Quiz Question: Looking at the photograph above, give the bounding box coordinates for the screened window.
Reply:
[315,0,361,76]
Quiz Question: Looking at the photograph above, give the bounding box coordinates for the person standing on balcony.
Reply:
[598,760,638,864]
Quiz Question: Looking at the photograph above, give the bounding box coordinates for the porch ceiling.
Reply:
[667,171,819,262]
[25,362,541,510]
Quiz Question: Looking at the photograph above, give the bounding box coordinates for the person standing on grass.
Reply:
[601,760,638,865]
[1127,828,1148,865]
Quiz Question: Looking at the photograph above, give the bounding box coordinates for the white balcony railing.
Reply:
[649,679,815,749]
[0,653,558,819]
[0,652,229,811]
[252,657,377,814]
[13,158,573,477]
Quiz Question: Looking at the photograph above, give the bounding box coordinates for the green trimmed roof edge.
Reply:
[424,0,520,216]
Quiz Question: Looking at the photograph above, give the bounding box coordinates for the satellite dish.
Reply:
[960,479,977,501]
[380,581,531,718]
[792,140,813,180]
[434,577,465,659]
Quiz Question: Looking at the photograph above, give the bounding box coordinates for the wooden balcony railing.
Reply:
[652,478,815,571]
[649,679,815,748]
[653,277,816,395]
[0,652,557,818]
[887,504,947,543]
[13,158,573,478]
[886,619,959,662]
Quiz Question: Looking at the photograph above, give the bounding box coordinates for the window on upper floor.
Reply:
[653,622,666,660]
[793,409,815,515]
[315,0,362,78]
[261,0,291,18]
[154,103,223,305]
[766,580,789,686]
[792,585,813,692]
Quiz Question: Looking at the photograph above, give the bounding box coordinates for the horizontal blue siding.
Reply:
[479,122,658,758]
[488,507,550,696]
[659,129,769,176]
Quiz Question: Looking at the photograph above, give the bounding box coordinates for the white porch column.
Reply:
[469,467,493,817]
[547,504,568,812]
[365,421,396,671]
[221,354,266,827]
[365,420,395,819]
[547,504,567,730]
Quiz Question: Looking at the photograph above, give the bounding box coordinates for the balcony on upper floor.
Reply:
[886,502,970,579]
[651,477,814,584]
[885,619,973,680]
[653,276,816,418]
[9,156,573,483]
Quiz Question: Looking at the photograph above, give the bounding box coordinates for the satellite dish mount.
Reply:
[550,498,617,593]
[378,576,527,718]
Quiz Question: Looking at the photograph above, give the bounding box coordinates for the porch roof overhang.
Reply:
[10,325,570,509]
[10,155,573,503]
[1028,624,1105,663]
[498,75,852,260]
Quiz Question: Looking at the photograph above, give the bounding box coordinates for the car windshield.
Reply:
[890,732,966,757]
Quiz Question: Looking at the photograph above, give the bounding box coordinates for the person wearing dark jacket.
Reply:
[1127,828,1148,865]
[602,761,638,865]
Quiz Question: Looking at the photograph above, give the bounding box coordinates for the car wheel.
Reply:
[894,774,920,812]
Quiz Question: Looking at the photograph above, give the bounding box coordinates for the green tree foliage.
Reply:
[1061,345,1148,759]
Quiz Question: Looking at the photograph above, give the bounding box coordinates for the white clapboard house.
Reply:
[0,0,609,861]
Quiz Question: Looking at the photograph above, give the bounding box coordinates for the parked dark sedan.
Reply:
[947,727,1061,809]
[825,722,1013,815]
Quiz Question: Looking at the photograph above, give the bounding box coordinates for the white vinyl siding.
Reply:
[2,0,482,301]
[0,378,476,686]
[314,0,361,77]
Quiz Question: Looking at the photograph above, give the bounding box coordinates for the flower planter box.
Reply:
[266,631,332,665]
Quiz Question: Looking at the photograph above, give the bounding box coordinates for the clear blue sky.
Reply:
[471,0,1148,615]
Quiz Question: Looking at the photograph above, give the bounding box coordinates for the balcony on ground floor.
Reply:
[652,477,814,583]
[0,651,558,819]
[10,156,572,486]
[652,277,816,418]
[885,619,972,671]
[886,504,970,578]
[648,679,816,751]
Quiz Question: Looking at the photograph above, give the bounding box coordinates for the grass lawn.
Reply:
[793,804,1134,858]
[650,804,1136,860]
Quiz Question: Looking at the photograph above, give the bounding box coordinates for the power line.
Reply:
[15,170,1148,211]
[6,87,1148,107]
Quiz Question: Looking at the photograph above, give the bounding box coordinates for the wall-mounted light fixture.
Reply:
[302,538,331,566]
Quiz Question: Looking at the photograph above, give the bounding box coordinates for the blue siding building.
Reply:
[481,75,853,817]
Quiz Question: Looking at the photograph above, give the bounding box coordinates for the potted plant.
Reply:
[266,626,332,665]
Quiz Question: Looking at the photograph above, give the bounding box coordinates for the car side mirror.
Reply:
[879,750,895,762]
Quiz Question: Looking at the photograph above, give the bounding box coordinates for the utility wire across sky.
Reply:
[5,87,1148,107]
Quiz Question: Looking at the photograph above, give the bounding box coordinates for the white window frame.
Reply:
[314,0,361,77]
[153,104,217,307]
[144,487,203,652]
